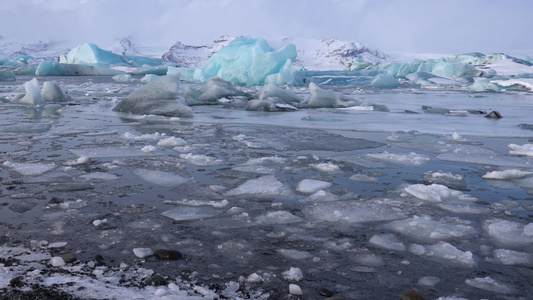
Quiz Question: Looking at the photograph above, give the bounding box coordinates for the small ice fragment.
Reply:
[289,284,303,295]
[246,273,263,283]
[508,143,533,156]
[418,276,440,286]
[133,248,154,258]
[50,256,66,267]
[282,267,303,282]
[465,276,513,294]
[141,145,157,153]
[311,162,340,173]
[296,179,332,194]
[482,169,533,179]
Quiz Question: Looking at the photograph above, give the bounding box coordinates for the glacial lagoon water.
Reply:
[1,76,533,299]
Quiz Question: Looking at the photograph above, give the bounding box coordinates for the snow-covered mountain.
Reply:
[0,38,70,62]
[105,36,168,59]
[162,35,388,70]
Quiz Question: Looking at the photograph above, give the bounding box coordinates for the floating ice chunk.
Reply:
[49,256,66,267]
[311,162,340,173]
[133,248,154,258]
[493,249,533,266]
[140,74,159,83]
[0,69,16,81]
[352,253,385,267]
[133,169,189,186]
[303,190,340,202]
[113,74,193,118]
[418,276,440,287]
[80,172,119,180]
[422,171,466,190]
[61,43,124,65]
[465,277,513,294]
[425,242,476,268]
[388,215,476,242]
[245,98,298,111]
[255,211,303,225]
[404,184,476,203]
[296,179,332,194]
[122,131,164,141]
[278,249,312,260]
[161,206,222,221]
[225,175,293,198]
[112,74,138,83]
[508,143,533,156]
[304,198,408,223]
[3,161,56,176]
[258,84,302,104]
[41,81,72,103]
[232,164,279,174]
[301,83,363,108]
[202,37,297,86]
[141,145,157,153]
[484,219,533,247]
[370,73,398,88]
[70,147,148,158]
[350,174,378,183]
[35,61,123,76]
[437,203,489,215]
[164,199,229,208]
[369,234,406,251]
[524,223,533,236]
[289,284,303,295]
[282,267,303,281]
[367,151,430,167]
[16,78,45,105]
[157,136,187,147]
[180,153,224,166]
[185,77,246,104]
[483,169,533,179]
[246,273,263,283]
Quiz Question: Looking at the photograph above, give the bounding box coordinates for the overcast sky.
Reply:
[1,0,532,55]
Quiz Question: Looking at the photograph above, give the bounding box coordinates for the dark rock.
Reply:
[94,254,106,266]
[144,274,168,286]
[60,252,77,264]
[9,276,24,287]
[154,249,183,260]
[400,289,426,300]
[485,110,502,118]
[318,287,334,297]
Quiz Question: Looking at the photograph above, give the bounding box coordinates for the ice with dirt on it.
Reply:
[184,77,247,104]
[404,183,477,203]
[296,179,332,194]
[465,276,514,294]
[3,161,56,176]
[112,73,193,118]
[367,151,430,167]
[369,233,406,251]
[508,143,533,156]
[180,153,224,166]
[258,83,303,104]
[132,169,189,186]
[301,82,363,108]
[16,78,45,105]
[388,215,477,243]
[41,81,72,103]
[483,169,533,179]
[493,249,533,266]
[225,175,293,198]
[484,219,533,247]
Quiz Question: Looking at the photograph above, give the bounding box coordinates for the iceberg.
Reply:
[41,81,72,103]
[0,69,16,81]
[113,74,193,118]
[16,78,45,105]
[36,61,123,76]
[201,37,297,86]
[60,43,124,65]
[301,82,362,108]
[183,77,248,105]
